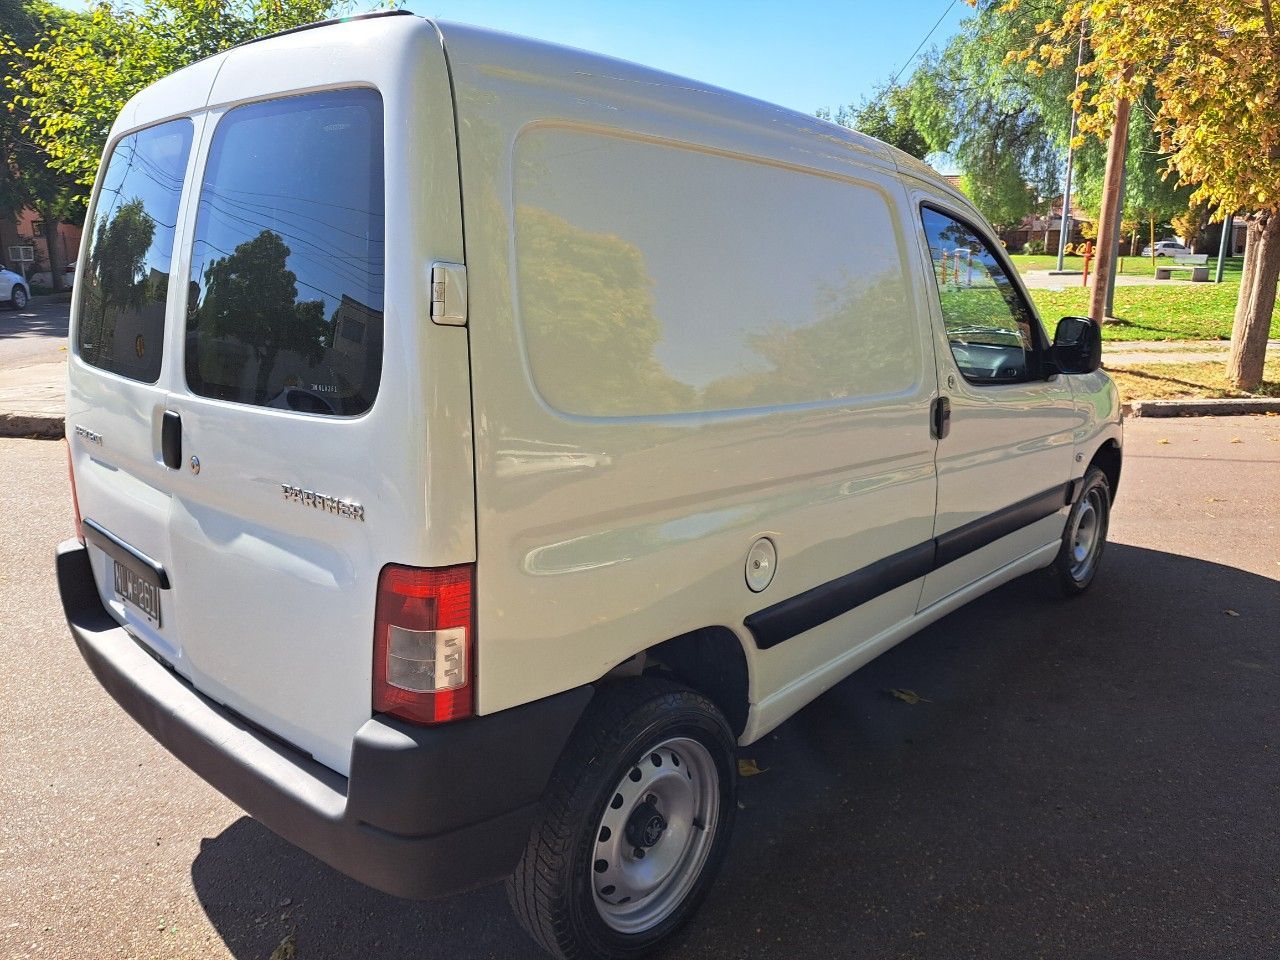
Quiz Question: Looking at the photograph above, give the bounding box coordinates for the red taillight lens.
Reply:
[372,564,474,724]
[65,440,84,544]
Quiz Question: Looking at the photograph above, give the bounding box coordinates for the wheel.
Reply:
[507,677,737,960]
[10,285,27,309]
[1049,466,1111,596]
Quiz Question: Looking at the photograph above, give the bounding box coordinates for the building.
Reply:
[0,206,83,282]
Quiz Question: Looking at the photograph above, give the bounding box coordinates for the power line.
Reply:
[891,0,962,87]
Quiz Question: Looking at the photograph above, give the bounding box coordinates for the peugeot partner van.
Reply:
[56,12,1122,959]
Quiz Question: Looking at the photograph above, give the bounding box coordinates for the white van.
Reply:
[57,12,1122,959]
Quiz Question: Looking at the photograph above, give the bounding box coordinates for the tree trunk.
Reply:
[1090,85,1132,323]
[39,208,66,294]
[1227,211,1280,392]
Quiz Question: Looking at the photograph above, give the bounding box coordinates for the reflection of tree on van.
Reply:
[516,205,695,415]
[702,271,918,409]
[187,229,328,405]
[81,198,157,367]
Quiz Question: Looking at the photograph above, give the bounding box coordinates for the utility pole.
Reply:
[1215,210,1233,283]
[1055,23,1088,273]
[1089,68,1133,324]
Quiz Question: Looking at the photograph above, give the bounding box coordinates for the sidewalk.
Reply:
[0,362,64,437]
[1104,339,1280,365]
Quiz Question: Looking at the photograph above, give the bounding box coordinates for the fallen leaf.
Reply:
[888,688,932,705]
[268,932,296,960]
[1229,437,1242,444]
[738,758,768,777]
[1157,438,1170,445]
[1225,609,1240,617]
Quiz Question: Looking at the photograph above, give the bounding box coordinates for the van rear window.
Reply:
[76,119,193,383]
[185,89,385,416]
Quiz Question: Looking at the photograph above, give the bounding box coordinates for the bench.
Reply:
[1156,254,1210,282]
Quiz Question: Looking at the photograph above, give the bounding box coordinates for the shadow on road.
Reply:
[190,544,1280,959]
[0,302,70,340]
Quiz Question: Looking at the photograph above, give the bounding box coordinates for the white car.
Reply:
[1141,240,1190,257]
[0,265,29,309]
[57,13,1123,960]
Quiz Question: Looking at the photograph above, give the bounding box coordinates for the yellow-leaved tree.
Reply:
[1007,0,1280,390]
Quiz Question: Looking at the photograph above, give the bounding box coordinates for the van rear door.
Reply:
[68,103,204,681]
[70,18,472,776]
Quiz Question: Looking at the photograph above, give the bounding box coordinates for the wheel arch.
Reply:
[599,626,752,739]
[1088,438,1122,500]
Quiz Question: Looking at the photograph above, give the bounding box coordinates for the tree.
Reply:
[905,3,1070,231]
[1010,0,1280,390]
[4,0,339,197]
[818,81,931,159]
[1,0,81,290]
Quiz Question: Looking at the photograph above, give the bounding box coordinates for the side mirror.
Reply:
[1051,316,1102,374]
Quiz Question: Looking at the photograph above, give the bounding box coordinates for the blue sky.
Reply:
[50,0,969,114]
[409,0,970,114]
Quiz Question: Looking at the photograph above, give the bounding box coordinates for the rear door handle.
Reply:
[931,396,951,440]
[161,410,182,469]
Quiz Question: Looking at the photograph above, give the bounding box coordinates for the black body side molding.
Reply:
[745,482,1073,650]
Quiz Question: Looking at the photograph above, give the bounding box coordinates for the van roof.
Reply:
[117,12,966,209]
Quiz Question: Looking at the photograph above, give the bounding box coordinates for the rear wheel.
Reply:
[1049,466,1111,596]
[508,677,737,960]
[10,285,27,309]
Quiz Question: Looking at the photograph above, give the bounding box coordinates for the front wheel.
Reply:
[10,285,27,309]
[1049,466,1111,596]
[508,678,737,960]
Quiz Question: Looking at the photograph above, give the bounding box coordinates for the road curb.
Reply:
[1124,398,1280,418]
[0,411,64,439]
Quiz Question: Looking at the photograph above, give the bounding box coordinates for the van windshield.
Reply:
[184,89,385,416]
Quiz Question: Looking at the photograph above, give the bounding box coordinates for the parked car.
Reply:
[1141,239,1191,257]
[0,264,29,309]
[56,12,1123,960]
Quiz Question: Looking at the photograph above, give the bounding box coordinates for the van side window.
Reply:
[76,119,194,383]
[185,89,385,416]
[920,207,1041,384]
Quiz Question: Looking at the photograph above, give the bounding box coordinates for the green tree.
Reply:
[193,230,328,402]
[905,3,1070,231]
[1,0,81,290]
[4,0,339,197]
[818,81,931,159]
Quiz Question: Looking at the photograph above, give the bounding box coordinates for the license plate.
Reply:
[114,559,162,627]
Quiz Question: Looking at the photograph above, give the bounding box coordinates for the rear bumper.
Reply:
[56,539,592,900]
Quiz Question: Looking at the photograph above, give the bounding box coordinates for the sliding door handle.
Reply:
[931,396,951,440]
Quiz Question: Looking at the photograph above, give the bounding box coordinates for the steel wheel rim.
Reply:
[591,736,720,935]
[1068,488,1104,581]
[13,288,25,308]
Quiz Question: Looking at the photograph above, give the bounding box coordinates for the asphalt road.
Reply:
[2,417,1278,960]
[0,298,69,372]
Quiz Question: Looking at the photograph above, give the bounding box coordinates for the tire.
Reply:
[507,677,737,960]
[1049,465,1111,596]
[10,285,27,309]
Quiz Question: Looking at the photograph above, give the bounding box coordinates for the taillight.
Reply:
[65,440,84,544]
[372,564,474,724]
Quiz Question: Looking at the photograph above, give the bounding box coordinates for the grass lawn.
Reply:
[1105,358,1280,401]
[1006,254,1280,342]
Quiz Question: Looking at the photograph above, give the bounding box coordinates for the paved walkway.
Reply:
[1104,339,1280,365]
[1020,269,1205,290]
